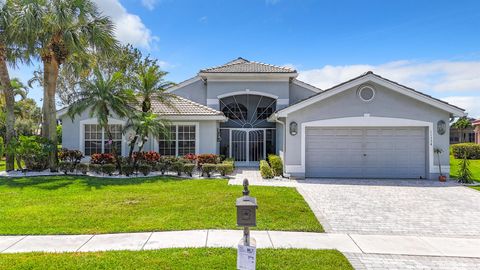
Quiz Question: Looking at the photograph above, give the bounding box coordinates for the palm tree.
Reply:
[452,117,472,143]
[67,68,135,169]
[15,0,118,170]
[0,1,19,171]
[125,64,175,162]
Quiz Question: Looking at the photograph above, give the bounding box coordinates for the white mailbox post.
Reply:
[236,179,258,270]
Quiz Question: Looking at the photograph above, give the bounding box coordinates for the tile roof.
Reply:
[150,94,224,116]
[200,57,296,73]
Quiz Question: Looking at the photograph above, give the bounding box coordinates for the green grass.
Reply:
[0,176,322,235]
[450,155,480,182]
[0,248,352,270]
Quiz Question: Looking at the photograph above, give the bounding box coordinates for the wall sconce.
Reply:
[289,121,298,136]
[217,128,222,142]
[437,120,446,135]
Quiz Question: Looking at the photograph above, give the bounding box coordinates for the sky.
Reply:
[8,0,480,117]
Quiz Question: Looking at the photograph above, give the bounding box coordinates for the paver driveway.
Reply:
[297,179,480,237]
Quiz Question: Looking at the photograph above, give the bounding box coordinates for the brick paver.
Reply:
[297,179,480,237]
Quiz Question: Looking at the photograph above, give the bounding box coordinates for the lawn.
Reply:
[0,248,352,270]
[450,155,480,182]
[0,176,322,235]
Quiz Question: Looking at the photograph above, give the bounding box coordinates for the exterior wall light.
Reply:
[437,120,446,135]
[289,121,298,136]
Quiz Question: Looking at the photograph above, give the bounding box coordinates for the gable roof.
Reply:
[274,71,465,117]
[199,57,297,74]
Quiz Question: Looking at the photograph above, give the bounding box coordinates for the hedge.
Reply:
[268,154,283,176]
[260,160,273,179]
[451,143,480,159]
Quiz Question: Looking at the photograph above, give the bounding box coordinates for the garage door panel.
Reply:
[305,127,426,179]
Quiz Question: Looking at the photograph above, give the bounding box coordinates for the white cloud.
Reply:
[442,96,480,118]
[141,0,158,10]
[93,0,157,49]
[297,60,480,93]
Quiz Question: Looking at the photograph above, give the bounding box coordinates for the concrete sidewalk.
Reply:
[1,230,480,259]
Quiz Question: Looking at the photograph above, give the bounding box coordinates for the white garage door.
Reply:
[305,127,426,179]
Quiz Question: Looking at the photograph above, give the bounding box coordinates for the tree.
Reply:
[0,0,19,171]
[67,68,135,169]
[16,0,118,170]
[452,117,472,143]
[126,64,175,162]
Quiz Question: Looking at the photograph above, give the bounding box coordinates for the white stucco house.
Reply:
[58,57,465,179]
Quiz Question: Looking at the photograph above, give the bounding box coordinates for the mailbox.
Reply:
[236,179,258,227]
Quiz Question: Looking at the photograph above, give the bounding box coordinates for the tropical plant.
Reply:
[452,117,472,143]
[14,0,118,170]
[68,69,135,170]
[433,148,444,176]
[197,154,220,167]
[15,135,54,171]
[457,154,473,184]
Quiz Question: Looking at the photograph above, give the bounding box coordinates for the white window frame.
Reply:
[154,122,200,156]
[79,118,126,156]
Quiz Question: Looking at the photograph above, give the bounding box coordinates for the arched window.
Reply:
[222,103,247,120]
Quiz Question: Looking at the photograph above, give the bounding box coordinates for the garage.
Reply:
[305,127,427,179]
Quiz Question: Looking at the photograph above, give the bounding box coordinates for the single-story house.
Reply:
[58,57,465,179]
[450,118,476,144]
[474,120,480,144]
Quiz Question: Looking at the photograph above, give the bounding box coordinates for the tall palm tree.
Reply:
[0,0,19,171]
[67,68,135,169]
[15,0,118,171]
[125,65,175,161]
[452,117,472,143]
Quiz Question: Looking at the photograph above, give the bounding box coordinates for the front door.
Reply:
[230,129,265,165]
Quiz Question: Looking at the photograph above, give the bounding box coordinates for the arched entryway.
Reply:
[219,94,276,165]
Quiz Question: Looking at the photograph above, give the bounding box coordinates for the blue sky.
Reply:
[9,0,480,117]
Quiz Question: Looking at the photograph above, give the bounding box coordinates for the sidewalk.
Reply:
[1,230,480,258]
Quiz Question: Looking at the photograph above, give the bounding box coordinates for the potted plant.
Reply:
[434,148,446,182]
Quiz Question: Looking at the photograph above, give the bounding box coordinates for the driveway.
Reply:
[296,179,480,237]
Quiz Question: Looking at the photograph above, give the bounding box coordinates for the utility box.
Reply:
[236,195,258,227]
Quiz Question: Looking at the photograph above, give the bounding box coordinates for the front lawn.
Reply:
[0,248,353,270]
[0,176,322,234]
[450,155,480,182]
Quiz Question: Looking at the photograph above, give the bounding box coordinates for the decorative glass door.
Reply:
[230,129,266,164]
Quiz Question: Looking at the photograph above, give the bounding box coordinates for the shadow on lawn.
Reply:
[0,175,192,191]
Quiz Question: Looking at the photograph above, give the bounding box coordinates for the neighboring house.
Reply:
[58,57,465,179]
[450,118,476,144]
[474,120,480,144]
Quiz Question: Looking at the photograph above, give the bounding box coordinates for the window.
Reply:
[222,103,247,120]
[358,85,375,102]
[256,107,273,120]
[84,124,123,156]
[158,125,196,156]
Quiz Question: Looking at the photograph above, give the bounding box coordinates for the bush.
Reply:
[183,153,197,163]
[138,163,152,176]
[90,153,115,164]
[260,160,273,179]
[15,135,54,171]
[451,143,480,159]
[197,154,219,167]
[160,156,178,171]
[89,164,102,174]
[101,164,116,176]
[156,162,168,175]
[58,149,84,170]
[217,163,234,176]
[0,136,4,158]
[183,163,195,177]
[201,163,217,177]
[457,155,473,183]
[268,154,283,176]
[172,161,184,176]
[76,163,89,175]
[133,151,160,165]
[122,164,135,176]
[58,161,73,175]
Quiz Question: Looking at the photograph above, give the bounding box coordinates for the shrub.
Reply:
[15,135,54,171]
[121,164,135,176]
[172,161,184,176]
[101,164,116,176]
[89,164,102,174]
[58,162,73,175]
[260,160,273,179]
[217,163,234,176]
[268,154,283,176]
[138,163,152,176]
[201,163,217,177]
[0,136,4,158]
[160,156,178,171]
[183,153,197,163]
[183,163,195,177]
[76,163,89,175]
[197,154,219,167]
[133,151,160,165]
[156,162,168,175]
[457,155,473,183]
[58,149,84,170]
[451,143,480,159]
[90,153,115,164]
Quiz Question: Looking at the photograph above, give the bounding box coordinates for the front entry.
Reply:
[231,129,265,165]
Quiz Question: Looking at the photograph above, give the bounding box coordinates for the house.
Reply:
[450,118,476,144]
[58,57,465,179]
[474,120,480,144]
